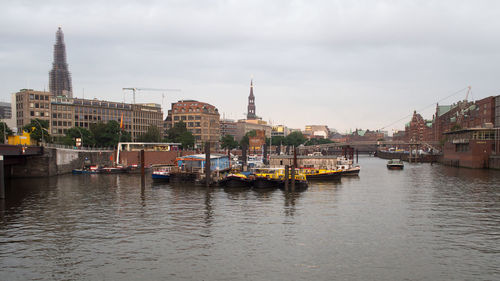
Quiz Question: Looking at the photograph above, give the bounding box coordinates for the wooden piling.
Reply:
[205,142,211,187]
[284,165,289,191]
[356,149,359,163]
[140,149,145,188]
[291,165,295,192]
[0,155,4,199]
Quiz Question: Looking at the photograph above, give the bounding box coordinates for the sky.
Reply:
[1,0,500,134]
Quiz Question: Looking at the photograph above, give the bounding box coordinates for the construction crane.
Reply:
[122,87,182,104]
[465,85,471,101]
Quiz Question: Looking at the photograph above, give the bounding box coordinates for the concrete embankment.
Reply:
[10,148,114,178]
[375,150,441,163]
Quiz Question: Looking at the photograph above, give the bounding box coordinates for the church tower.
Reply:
[247,80,256,120]
[49,27,73,97]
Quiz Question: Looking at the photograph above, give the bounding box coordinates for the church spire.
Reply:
[49,27,73,97]
[247,79,256,120]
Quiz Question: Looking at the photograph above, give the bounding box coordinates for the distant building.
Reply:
[165,100,220,148]
[0,102,12,119]
[405,111,433,142]
[271,125,289,137]
[220,119,238,138]
[247,80,257,120]
[248,130,266,153]
[49,27,73,98]
[304,125,329,139]
[15,89,162,140]
[235,119,271,142]
[347,129,384,142]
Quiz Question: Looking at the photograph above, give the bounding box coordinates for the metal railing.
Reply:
[42,142,115,151]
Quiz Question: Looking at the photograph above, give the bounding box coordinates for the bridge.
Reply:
[297,140,441,154]
[0,144,44,164]
[0,144,44,198]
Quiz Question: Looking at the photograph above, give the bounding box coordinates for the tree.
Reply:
[239,130,257,147]
[165,121,195,149]
[61,127,94,147]
[137,125,163,142]
[304,138,333,146]
[0,122,13,143]
[285,131,306,147]
[270,136,287,146]
[23,118,51,143]
[221,134,238,150]
[90,120,122,147]
[178,131,195,149]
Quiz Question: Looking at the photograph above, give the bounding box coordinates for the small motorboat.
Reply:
[151,165,173,181]
[387,159,404,170]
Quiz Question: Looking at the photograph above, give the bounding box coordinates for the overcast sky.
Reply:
[1,0,500,133]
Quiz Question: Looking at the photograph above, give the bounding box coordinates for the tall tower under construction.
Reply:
[247,80,257,120]
[49,27,73,97]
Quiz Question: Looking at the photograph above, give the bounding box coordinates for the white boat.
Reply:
[336,156,360,176]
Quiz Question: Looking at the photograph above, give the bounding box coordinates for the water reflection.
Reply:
[1,158,499,280]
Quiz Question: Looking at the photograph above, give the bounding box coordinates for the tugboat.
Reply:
[336,156,361,176]
[300,168,342,181]
[253,168,284,189]
[387,159,404,170]
[220,172,254,188]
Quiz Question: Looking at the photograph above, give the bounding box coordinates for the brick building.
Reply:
[164,100,220,148]
[405,111,433,142]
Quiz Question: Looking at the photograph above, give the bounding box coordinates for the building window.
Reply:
[455,143,469,152]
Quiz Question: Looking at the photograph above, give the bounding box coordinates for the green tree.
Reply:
[270,136,287,146]
[221,134,239,150]
[165,121,195,148]
[239,130,257,147]
[304,138,333,146]
[0,122,13,143]
[61,127,94,147]
[178,131,195,149]
[137,125,163,142]
[285,131,306,147]
[23,118,51,143]
[90,120,122,147]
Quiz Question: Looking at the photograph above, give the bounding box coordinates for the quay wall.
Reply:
[489,156,500,170]
[9,148,114,178]
[375,150,441,163]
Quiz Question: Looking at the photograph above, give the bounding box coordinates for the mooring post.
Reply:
[140,149,145,176]
[242,143,247,172]
[0,155,4,199]
[284,164,289,192]
[291,165,295,192]
[356,149,359,163]
[205,142,211,187]
[140,149,145,188]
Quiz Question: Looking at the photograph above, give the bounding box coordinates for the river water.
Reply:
[0,156,499,280]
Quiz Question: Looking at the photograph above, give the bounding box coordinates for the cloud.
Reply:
[1,0,499,132]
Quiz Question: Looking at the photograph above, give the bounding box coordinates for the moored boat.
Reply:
[300,168,342,181]
[151,164,173,181]
[337,157,360,176]
[220,172,254,188]
[387,159,404,170]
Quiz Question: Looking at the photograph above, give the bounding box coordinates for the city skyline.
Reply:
[2,1,500,133]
